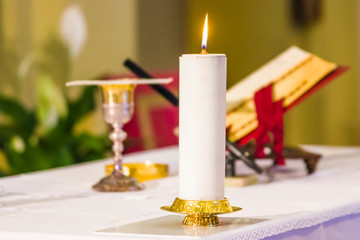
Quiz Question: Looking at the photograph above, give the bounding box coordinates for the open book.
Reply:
[226,46,347,142]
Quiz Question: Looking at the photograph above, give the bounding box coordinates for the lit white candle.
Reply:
[179,14,226,200]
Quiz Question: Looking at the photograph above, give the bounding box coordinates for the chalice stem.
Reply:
[110,123,127,173]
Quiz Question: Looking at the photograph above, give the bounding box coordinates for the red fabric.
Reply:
[149,106,179,148]
[236,66,348,165]
[253,84,285,165]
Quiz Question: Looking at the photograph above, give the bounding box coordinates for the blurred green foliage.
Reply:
[0,82,110,176]
[0,35,110,176]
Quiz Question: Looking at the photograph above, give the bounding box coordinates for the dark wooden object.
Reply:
[226,143,322,176]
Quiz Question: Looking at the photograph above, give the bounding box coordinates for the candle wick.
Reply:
[200,48,208,55]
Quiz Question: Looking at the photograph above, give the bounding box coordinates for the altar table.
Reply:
[0,145,359,239]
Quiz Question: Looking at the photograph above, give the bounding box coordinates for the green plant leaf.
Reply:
[0,126,19,144]
[36,74,68,133]
[0,95,35,138]
[67,86,97,126]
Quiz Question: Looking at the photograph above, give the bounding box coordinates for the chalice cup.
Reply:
[92,84,145,192]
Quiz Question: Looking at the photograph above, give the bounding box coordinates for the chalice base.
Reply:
[92,171,145,192]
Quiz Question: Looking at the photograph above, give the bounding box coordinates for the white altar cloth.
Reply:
[0,145,359,239]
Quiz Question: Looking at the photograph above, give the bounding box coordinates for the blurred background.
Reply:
[0,0,359,175]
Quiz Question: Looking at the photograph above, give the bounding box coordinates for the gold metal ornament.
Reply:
[161,198,241,227]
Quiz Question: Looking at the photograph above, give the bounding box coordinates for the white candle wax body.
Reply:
[179,54,226,201]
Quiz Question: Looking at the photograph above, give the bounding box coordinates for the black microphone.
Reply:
[124,59,178,106]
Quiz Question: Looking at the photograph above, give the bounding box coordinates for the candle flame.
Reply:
[201,13,208,54]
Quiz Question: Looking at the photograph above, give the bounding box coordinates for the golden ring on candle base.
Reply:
[161,197,241,226]
[105,162,168,182]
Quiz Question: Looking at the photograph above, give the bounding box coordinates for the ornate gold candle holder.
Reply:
[161,197,241,226]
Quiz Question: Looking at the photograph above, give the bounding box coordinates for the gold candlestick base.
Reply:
[183,213,220,226]
[161,197,241,226]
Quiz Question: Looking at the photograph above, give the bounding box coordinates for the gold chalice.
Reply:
[66,78,172,192]
[93,83,142,191]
